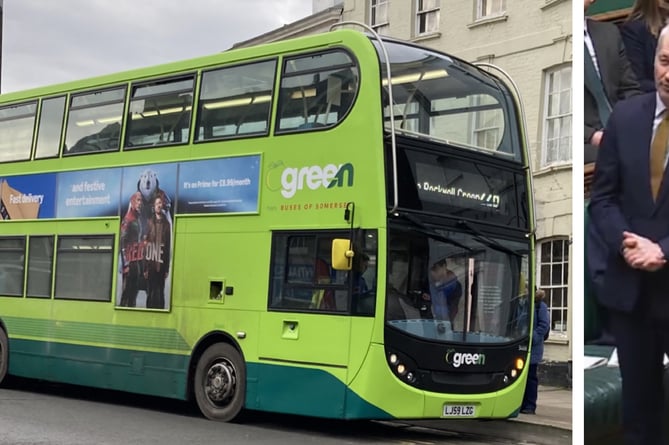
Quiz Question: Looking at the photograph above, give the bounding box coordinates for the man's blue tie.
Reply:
[584,41,612,126]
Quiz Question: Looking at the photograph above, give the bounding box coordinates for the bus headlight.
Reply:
[387,350,419,386]
[511,369,518,378]
[515,358,525,370]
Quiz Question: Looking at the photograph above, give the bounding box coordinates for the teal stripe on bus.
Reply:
[3,316,190,351]
[246,363,393,420]
[9,338,189,399]
[8,337,391,419]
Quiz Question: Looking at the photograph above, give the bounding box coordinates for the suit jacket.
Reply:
[584,19,640,145]
[620,19,657,93]
[589,93,669,314]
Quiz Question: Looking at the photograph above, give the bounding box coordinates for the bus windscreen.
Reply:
[374,39,522,163]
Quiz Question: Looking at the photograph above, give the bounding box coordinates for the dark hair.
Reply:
[353,252,370,272]
[431,258,447,270]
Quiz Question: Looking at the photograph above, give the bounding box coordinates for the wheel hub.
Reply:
[205,361,236,404]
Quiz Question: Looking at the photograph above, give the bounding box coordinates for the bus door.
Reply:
[256,232,352,416]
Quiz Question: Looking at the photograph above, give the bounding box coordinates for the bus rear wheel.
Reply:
[194,343,245,422]
[0,328,8,384]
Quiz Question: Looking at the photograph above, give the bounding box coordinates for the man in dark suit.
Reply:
[584,0,640,164]
[589,23,669,444]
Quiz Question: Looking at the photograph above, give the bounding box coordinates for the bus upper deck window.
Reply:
[64,87,126,156]
[196,60,276,142]
[0,102,37,163]
[35,96,66,160]
[125,76,195,149]
[276,50,359,133]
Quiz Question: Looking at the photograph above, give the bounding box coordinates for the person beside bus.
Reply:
[521,288,549,415]
[120,192,144,307]
[144,196,171,309]
[589,23,669,443]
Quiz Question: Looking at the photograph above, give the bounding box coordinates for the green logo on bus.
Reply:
[280,163,354,198]
[445,349,486,368]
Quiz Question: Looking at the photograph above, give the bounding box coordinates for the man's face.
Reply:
[153,198,163,215]
[655,35,669,105]
[430,262,448,281]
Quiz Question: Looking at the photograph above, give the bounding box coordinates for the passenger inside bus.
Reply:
[352,252,375,315]
[507,280,531,337]
[310,257,335,310]
[426,257,462,329]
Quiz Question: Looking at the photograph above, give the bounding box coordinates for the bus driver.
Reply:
[426,257,462,329]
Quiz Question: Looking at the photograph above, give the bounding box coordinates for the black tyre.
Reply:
[0,328,8,385]
[194,343,245,421]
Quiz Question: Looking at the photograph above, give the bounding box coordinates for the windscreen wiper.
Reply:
[456,220,522,257]
[394,213,472,252]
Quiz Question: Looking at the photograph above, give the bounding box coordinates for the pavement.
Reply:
[410,386,572,445]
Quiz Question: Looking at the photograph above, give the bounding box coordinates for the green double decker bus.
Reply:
[0,24,535,422]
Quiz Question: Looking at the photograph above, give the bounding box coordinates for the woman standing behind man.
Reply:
[621,0,669,92]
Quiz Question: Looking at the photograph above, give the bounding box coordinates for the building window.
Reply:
[370,0,389,35]
[476,0,506,20]
[471,94,503,150]
[416,0,440,35]
[542,65,572,167]
[537,238,569,339]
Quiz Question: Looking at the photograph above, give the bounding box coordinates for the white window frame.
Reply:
[537,237,570,340]
[475,0,506,20]
[541,65,572,167]
[416,0,440,35]
[370,0,389,35]
[471,95,503,151]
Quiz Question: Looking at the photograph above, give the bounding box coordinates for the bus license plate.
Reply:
[442,404,476,417]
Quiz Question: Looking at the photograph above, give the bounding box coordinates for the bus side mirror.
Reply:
[331,238,354,270]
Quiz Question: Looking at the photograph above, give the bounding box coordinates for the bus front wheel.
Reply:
[194,343,245,422]
[0,328,8,384]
